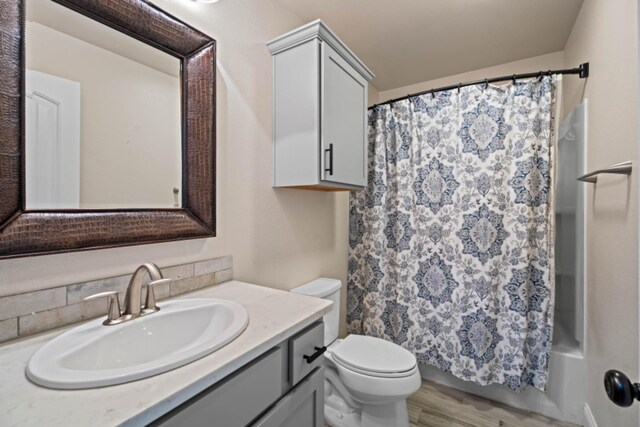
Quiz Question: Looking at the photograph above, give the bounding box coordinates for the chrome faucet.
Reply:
[124,263,163,317]
[85,263,172,326]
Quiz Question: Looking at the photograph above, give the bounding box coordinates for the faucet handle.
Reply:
[144,278,172,313]
[84,291,123,326]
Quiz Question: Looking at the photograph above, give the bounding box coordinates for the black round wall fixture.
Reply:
[604,370,640,407]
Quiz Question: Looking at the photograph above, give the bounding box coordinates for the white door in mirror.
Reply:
[26,69,81,209]
[26,298,249,389]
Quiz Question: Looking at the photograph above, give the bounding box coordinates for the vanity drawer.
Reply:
[153,346,284,427]
[289,321,325,385]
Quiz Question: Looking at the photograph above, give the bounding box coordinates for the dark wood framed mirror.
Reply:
[0,0,216,259]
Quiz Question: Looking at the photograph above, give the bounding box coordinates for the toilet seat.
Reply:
[330,335,417,378]
[332,356,418,378]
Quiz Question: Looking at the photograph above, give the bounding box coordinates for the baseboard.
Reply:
[583,404,597,427]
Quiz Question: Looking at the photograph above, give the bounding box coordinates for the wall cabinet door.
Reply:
[268,20,374,191]
[253,368,324,427]
[321,42,367,187]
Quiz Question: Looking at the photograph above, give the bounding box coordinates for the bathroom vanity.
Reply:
[154,321,326,426]
[0,281,332,427]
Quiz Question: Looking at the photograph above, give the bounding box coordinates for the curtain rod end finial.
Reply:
[579,62,589,79]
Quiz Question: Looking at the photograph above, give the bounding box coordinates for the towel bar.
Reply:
[577,161,632,183]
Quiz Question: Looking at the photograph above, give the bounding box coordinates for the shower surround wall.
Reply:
[374,52,586,424]
[554,101,586,354]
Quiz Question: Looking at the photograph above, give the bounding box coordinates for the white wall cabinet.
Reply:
[268,20,374,191]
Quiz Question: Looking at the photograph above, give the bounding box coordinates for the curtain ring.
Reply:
[457,83,462,93]
[512,74,517,84]
[484,78,489,90]
[430,90,435,99]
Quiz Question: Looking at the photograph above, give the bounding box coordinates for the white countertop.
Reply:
[0,281,332,427]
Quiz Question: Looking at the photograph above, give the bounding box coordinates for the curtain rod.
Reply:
[369,62,589,110]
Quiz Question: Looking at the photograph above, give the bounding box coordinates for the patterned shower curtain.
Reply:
[347,76,557,391]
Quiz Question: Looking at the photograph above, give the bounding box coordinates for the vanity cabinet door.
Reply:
[253,367,324,427]
[320,42,368,188]
[152,347,284,427]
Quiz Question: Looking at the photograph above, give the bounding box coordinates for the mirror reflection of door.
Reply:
[26,69,81,209]
[25,0,182,210]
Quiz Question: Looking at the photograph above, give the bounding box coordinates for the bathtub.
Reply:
[418,345,586,424]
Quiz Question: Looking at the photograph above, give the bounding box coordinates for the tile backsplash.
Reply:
[0,256,233,343]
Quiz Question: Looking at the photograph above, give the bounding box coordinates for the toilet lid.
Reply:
[331,335,416,376]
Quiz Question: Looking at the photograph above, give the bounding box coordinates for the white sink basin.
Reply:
[26,298,249,389]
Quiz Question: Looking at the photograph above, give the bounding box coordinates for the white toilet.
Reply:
[291,278,421,427]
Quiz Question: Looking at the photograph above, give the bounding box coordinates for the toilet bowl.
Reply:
[291,278,421,427]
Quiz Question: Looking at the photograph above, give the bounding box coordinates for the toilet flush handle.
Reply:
[303,346,327,364]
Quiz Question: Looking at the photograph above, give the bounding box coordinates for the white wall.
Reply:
[1,0,354,333]
[26,21,182,209]
[377,51,564,104]
[368,83,379,106]
[562,0,640,425]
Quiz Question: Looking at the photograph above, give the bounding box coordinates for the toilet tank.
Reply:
[290,278,341,346]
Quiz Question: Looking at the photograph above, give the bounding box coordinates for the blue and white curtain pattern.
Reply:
[347,77,557,391]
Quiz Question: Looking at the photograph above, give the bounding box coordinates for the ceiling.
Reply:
[27,0,179,77]
[275,0,583,91]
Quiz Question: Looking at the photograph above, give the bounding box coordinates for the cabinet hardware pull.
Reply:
[325,144,334,175]
[303,346,327,364]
